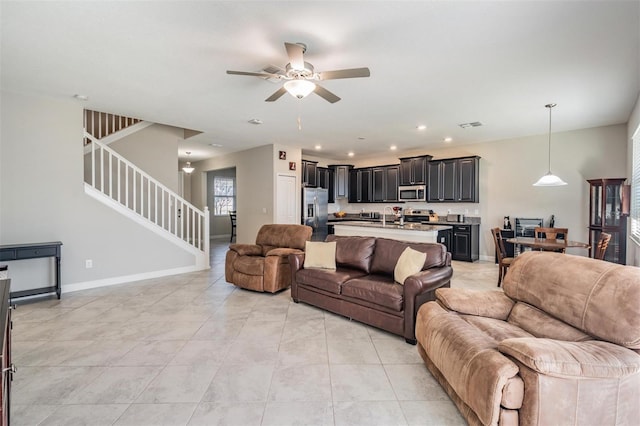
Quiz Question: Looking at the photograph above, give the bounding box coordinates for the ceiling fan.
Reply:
[226,42,370,103]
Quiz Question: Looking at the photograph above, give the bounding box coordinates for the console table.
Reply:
[0,242,62,300]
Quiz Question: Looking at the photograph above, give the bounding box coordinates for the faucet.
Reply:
[382,206,394,227]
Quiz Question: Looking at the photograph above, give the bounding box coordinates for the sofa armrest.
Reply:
[229,244,263,256]
[403,266,453,343]
[288,252,306,301]
[499,338,640,379]
[436,288,515,320]
[266,248,303,258]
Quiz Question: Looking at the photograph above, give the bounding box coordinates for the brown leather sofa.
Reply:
[225,224,312,293]
[416,251,640,426]
[289,235,453,343]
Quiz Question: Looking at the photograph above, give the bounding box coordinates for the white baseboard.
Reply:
[62,264,207,294]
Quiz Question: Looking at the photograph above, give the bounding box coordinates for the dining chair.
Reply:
[594,232,612,260]
[491,227,514,287]
[229,211,237,242]
[534,227,569,253]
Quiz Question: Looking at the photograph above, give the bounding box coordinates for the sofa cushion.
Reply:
[498,338,640,378]
[370,238,446,275]
[234,255,264,276]
[394,247,427,284]
[295,268,367,294]
[341,275,404,311]
[507,302,592,342]
[303,241,336,270]
[436,288,514,320]
[504,251,640,349]
[460,315,534,342]
[325,235,376,273]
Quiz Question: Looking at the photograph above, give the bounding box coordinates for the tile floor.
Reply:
[10,238,499,425]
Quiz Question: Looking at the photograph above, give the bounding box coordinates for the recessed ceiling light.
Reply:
[247,118,263,125]
[416,125,427,130]
[73,94,88,101]
[390,145,397,150]
[209,143,223,147]
[348,152,355,157]
[444,137,453,143]
[315,145,322,150]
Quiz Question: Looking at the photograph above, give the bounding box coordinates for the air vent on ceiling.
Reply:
[459,121,483,128]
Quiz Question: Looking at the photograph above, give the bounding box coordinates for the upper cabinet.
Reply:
[399,155,431,185]
[328,165,352,201]
[372,166,400,202]
[349,168,373,203]
[428,156,480,203]
[302,160,318,187]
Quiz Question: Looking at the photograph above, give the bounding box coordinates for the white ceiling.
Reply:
[2,1,639,162]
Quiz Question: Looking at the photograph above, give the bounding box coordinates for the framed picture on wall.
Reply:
[279,151,286,160]
[289,162,296,171]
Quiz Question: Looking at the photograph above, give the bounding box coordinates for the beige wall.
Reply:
[0,91,195,290]
[311,124,627,260]
[189,144,302,244]
[109,123,181,193]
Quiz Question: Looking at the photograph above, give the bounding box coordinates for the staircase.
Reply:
[83,111,209,269]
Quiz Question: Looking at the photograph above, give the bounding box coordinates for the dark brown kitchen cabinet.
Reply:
[0,278,12,426]
[302,160,318,187]
[399,155,431,185]
[317,167,330,190]
[328,165,352,201]
[372,166,399,202]
[452,224,479,262]
[587,178,627,264]
[349,168,372,203]
[428,156,480,203]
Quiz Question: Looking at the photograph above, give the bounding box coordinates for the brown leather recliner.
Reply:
[225,224,312,293]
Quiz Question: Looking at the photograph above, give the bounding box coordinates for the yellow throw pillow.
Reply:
[394,247,427,284]
[303,241,337,270]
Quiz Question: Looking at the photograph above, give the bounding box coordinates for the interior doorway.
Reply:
[206,167,237,239]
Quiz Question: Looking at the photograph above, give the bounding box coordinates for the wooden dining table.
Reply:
[506,237,590,252]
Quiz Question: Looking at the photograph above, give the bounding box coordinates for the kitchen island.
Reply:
[333,222,452,243]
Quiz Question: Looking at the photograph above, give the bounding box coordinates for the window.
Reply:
[631,128,640,243]
[213,176,235,216]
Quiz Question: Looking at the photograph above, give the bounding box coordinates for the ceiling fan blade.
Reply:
[265,87,288,102]
[227,70,281,79]
[284,42,305,70]
[318,67,371,80]
[314,84,341,103]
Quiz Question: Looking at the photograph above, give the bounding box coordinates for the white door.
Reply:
[276,174,298,224]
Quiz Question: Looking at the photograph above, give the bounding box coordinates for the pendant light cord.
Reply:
[545,103,556,173]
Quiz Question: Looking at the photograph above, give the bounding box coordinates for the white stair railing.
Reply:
[85,132,209,259]
[83,109,142,145]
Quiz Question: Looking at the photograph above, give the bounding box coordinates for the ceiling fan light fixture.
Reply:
[284,79,316,99]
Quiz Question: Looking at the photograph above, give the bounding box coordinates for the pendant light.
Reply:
[533,103,567,186]
[182,152,194,174]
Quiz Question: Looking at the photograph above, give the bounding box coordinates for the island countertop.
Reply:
[332,222,451,243]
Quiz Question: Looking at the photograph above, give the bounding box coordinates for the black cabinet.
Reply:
[437,228,452,252]
[317,167,330,189]
[587,178,627,264]
[372,166,399,202]
[399,156,430,185]
[302,160,318,187]
[452,224,479,262]
[328,165,352,201]
[349,168,372,203]
[428,156,479,203]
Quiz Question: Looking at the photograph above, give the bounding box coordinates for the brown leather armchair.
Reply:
[225,224,312,293]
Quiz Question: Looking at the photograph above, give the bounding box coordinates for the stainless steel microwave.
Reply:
[398,185,426,202]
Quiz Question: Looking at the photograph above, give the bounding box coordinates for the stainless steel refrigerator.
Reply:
[302,187,328,241]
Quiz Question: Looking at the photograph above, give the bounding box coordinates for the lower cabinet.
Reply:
[452,224,479,262]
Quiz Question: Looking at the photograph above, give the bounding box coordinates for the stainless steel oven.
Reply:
[398,185,426,202]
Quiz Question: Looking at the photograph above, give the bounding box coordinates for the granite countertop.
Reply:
[332,222,452,232]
